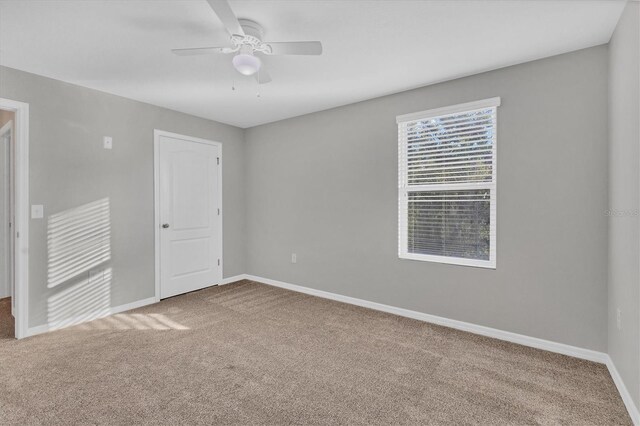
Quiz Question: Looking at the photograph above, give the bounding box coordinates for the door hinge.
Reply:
[217,157,220,165]
[217,259,220,266]
[217,208,220,216]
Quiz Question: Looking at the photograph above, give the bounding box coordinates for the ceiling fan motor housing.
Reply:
[238,19,264,39]
[230,19,272,54]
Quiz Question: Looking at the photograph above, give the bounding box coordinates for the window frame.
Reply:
[397,97,500,269]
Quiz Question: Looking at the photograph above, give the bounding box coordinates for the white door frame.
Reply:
[0,98,29,339]
[153,129,223,301]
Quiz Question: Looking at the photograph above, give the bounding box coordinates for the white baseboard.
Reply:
[245,274,607,363]
[22,273,638,424]
[606,355,640,425]
[26,276,245,337]
[26,296,158,338]
[246,275,640,422]
[220,274,248,286]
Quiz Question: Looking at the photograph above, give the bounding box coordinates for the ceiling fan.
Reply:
[172,0,323,84]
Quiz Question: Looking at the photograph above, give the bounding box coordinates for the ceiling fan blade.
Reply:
[255,68,272,84]
[265,41,323,56]
[172,46,228,56]
[206,0,245,36]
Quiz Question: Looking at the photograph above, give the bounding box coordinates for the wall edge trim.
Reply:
[220,274,246,285]
[245,274,640,421]
[605,355,640,425]
[244,274,607,363]
[25,296,158,338]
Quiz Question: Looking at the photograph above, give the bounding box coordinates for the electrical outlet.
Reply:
[616,308,622,330]
[103,136,113,150]
[291,253,297,264]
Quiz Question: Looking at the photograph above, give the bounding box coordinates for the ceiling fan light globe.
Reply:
[232,53,261,76]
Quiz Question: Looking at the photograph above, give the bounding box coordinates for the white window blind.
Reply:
[397,98,499,268]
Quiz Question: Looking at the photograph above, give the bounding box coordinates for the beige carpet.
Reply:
[0,280,631,425]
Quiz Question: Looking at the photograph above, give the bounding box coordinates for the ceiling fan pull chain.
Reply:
[256,69,261,98]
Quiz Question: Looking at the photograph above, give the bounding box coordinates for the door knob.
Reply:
[162,223,170,229]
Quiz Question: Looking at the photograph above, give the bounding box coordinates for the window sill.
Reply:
[398,253,496,269]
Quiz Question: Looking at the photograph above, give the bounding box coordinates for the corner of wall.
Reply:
[606,0,640,413]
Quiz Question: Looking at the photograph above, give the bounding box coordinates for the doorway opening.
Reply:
[0,111,15,339]
[0,98,29,339]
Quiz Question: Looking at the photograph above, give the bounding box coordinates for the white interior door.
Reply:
[157,132,222,299]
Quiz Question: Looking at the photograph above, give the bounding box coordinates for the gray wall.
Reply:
[0,66,245,328]
[0,39,622,358]
[245,46,609,351]
[608,1,640,407]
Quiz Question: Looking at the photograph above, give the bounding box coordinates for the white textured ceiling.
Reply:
[0,0,627,128]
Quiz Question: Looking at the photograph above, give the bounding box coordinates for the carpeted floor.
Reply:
[0,280,631,425]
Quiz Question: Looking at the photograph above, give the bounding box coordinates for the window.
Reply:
[397,98,500,268]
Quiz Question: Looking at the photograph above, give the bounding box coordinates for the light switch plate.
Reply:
[31,204,44,219]
[103,136,113,150]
